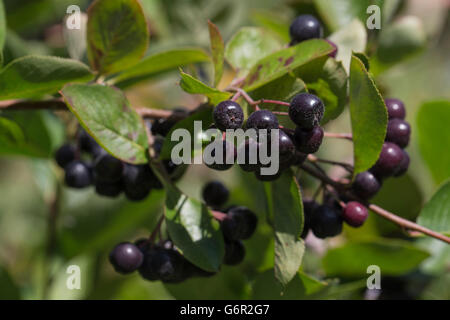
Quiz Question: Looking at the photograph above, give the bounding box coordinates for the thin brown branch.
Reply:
[135,108,174,119]
[307,154,354,173]
[324,132,353,141]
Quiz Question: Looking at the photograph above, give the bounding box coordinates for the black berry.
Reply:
[237,139,261,172]
[302,199,319,238]
[204,140,236,171]
[109,242,143,274]
[294,126,324,154]
[394,150,410,177]
[151,108,189,137]
[95,180,123,198]
[78,128,100,154]
[278,130,296,164]
[224,240,246,265]
[94,153,124,182]
[386,119,411,148]
[289,15,323,44]
[65,160,92,188]
[385,98,406,120]
[202,181,229,208]
[139,246,186,283]
[221,206,258,241]
[352,171,382,200]
[342,202,369,228]
[289,93,324,130]
[245,110,279,132]
[55,144,77,168]
[311,205,343,239]
[213,101,244,131]
[371,142,404,177]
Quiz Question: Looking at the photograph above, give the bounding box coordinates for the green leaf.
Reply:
[0,0,6,51]
[353,52,370,71]
[60,83,149,164]
[349,55,387,177]
[323,240,430,277]
[160,105,214,160]
[376,16,426,66]
[165,186,224,272]
[113,48,210,86]
[417,101,450,185]
[0,267,20,299]
[243,39,335,92]
[208,21,225,87]
[0,56,94,100]
[266,172,305,287]
[305,58,348,123]
[87,0,149,75]
[179,71,231,105]
[314,0,383,31]
[0,111,63,158]
[417,180,450,236]
[225,27,281,73]
[328,19,367,74]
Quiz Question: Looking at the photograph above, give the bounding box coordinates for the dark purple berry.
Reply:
[278,130,296,164]
[213,101,244,131]
[385,98,406,120]
[151,108,189,137]
[204,140,236,171]
[122,164,152,201]
[245,110,279,132]
[386,119,411,148]
[139,246,186,283]
[94,154,124,183]
[202,181,229,208]
[95,180,123,198]
[302,199,319,238]
[109,242,143,274]
[352,171,382,200]
[342,202,369,228]
[371,142,404,177]
[55,144,77,168]
[289,15,323,44]
[224,240,246,265]
[311,205,343,239]
[221,206,258,241]
[294,126,324,154]
[65,160,92,188]
[289,93,324,130]
[78,128,100,154]
[394,150,410,177]
[237,139,261,172]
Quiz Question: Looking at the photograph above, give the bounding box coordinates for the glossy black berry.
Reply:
[139,246,186,283]
[55,144,77,168]
[278,130,296,164]
[289,93,324,130]
[204,140,236,171]
[224,240,246,266]
[310,205,343,239]
[352,171,382,200]
[386,119,411,148]
[202,181,229,208]
[95,180,123,198]
[213,101,244,131]
[151,108,189,137]
[246,110,279,132]
[371,142,404,177]
[237,139,261,172]
[394,150,410,177]
[385,98,406,120]
[94,153,124,182]
[65,160,92,188]
[294,126,324,154]
[302,199,319,238]
[78,128,100,154]
[221,206,258,241]
[342,202,369,228]
[289,15,323,44]
[109,242,143,274]
[123,164,152,193]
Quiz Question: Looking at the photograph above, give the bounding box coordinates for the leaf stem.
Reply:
[307,154,354,173]
[324,132,353,141]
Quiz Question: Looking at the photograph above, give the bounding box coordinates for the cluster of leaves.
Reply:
[0,0,449,299]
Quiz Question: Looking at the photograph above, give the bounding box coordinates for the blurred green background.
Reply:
[0,0,449,300]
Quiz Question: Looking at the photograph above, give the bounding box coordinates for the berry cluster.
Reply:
[54,113,188,201]
[109,181,257,282]
[207,92,326,181]
[352,99,410,200]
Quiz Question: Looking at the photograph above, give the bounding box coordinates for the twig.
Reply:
[211,210,227,221]
[257,99,290,107]
[307,154,354,173]
[272,111,289,116]
[149,214,165,244]
[135,108,174,119]
[324,132,353,141]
